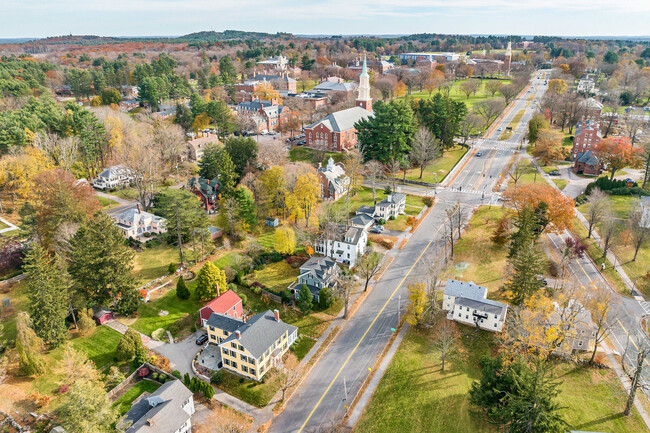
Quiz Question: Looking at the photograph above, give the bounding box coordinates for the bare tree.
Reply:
[119,125,163,210]
[409,127,440,180]
[475,99,505,128]
[621,331,650,416]
[357,249,382,292]
[384,160,400,192]
[643,141,650,189]
[445,204,459,258]
[585,188,609,238]
[221,197,239,237]
[508,157,529,189]
[600,210,617,260]
[336,270,356,320]
[601,96,620,138]
[484,80,503,97]
[458,114,483,146]
[257,139,287,168]
[432,320,461,372]
[627,202,650,261]
[499,84,519,105]
[151,118,185,170]
[276,352,302,401]
[623,113,648,146]
[365,160,383,205]
[454,201,467,240]
[459,79,481,99]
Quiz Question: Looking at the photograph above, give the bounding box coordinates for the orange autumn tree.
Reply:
[530,128,568,165]
[503,183,575,234]
[594,136,644,180]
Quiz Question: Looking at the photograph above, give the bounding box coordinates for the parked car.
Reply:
[497,127,503,131]
[297,140,306,146]
[548,170,561,176]
[195,334,209,345]
[369,227,382,234]
[476,151,482,157]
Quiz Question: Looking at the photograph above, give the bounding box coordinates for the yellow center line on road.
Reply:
[471,147,498,191]
[296,234,436,432]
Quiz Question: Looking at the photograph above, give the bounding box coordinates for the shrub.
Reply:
[184,372,191,386]
[152,372,159,380]
[235,271,244,285]
[151,328,167,341]
[389,215,395,220]
[422,196,434,207]
[137,367,150,378]
[261,293,271,305]
[176,276,190,300]
[378,218,386,225]
[239,293,248,305]
[281,290,292,305]
[145,238,162,249]
[548,261,560,278]
[239,377,245,383]
[151,354,172,372]
[168,263,177,274]
[172,370,182,380]
[223,266,235,282]
[163,178,174,187]
[252,285,262,295]
[383,185,392,194]
[158,375,166,383]
[319,287,335,309]
[228,283,238,292]
[57,384,69,394]
[211,370,224,385]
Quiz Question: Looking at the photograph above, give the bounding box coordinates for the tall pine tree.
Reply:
[68,213,138,313]
[25,244,69,347]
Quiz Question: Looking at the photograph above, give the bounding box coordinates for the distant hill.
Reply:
[177,30,292,41]
[31,34,126,45]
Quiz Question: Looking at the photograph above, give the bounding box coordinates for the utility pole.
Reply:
[343,376,348,413]
[397,294,401,323]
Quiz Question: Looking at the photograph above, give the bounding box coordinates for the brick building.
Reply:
[581,97,603,122]
[236,99,291,133]
[317,157,350,201]
[571,120,601,159]
[573,150,602,176]
[304,56,373,152]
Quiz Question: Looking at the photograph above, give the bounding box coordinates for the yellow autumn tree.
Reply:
[405,283,428,327]
[547,79,567,95]
[253,82,282,103]
[394,81,407,97]
[275,227,296,255]
[192,113,210,134]
[293,173,320,227]
[531,128,569,165]
[0,148,52,207]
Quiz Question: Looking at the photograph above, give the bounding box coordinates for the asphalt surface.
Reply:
[269,74,550,433]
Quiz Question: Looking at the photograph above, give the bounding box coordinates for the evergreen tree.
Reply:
[297,284,314,315]
[319,287,335,310]
[198,146,237,196]
[195,261,227,300]
[469,356,524,421]
[77,308,96,335]
[501,238,546,305]
[24,244,69,347]
[176,276,190,300]
[15,312,46,376]
[116,328,144,362]
[355,99,416,164]
[217,150,237,197]
[235,185,257,230]
[68,213,137,309]
[224,136,258,177]
[508,207,540,258]
[198,143,222,179]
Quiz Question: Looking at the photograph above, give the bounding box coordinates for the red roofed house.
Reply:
[199,289,243,327]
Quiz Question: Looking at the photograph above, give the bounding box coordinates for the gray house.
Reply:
[122,380,194,433]
[296,256,340,301]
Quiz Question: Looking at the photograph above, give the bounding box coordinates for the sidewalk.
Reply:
[104,319,165,350]
[94,190,135,205]
[0,216,19,234]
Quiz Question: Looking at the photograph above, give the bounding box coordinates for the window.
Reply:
[250,369,256,376]
[578,340,583,346]
[465,315,468,319]
[494,323,497,328]
[224,331,229,336]
[238,345,244,351]
[224,359,230,366]
[232,362,237,369]
[210,335,216,340]
[241,353,246,360]
[242,366,248,373]
[494,314,498,319]
[231,342,237,348]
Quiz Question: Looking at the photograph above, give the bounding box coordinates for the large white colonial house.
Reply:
[105,204,167,239]
[315,223,367,267]
[92,165,135,190]
[442,279,508,332]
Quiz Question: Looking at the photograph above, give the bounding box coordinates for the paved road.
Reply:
[269,74,549,433]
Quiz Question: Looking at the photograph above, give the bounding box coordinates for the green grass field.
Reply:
[289,147,344,164]
[217,369,285,408]
[132,243,185,285]
[243,261,299,294]
[72,325,124,369]
[329,187,425,220]
[392,145,468,184]
[398,78,512,109]
[130,281,203,337]
[113,380,161,416]
[97,195,120,209]
[354,327,647,433]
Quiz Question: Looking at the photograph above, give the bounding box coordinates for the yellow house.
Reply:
[206,309,298,381]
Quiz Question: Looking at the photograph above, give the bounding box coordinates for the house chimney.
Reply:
[236,330,241,339]
[136,203,141,214]
[146,419,153,427]
[273,309,280,322]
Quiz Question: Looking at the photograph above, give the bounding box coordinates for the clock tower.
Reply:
[355,55,372,112]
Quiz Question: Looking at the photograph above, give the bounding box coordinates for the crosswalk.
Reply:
[438,186,501,197]
[636,296,650,315]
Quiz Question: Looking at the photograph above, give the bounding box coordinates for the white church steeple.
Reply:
[355,54,372,112]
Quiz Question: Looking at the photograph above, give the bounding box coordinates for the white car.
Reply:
[497,127,503,131]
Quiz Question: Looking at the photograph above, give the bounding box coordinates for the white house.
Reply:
[315,223,367,267]
[548,299,597,355]
[442,279,508,332]
[92,165,135,190]
[577,78,596,94]
[122,379,195,433]
[355,193,406,222]
[105,204,167,239]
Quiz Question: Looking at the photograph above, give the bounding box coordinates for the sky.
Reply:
[0,0,649,39]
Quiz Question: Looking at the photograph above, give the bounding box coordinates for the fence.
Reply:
[107,362,176,399]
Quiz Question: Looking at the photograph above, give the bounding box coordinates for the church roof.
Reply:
[306,107,372,133]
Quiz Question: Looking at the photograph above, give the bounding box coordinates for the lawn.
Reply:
[113,380,161,416]
[289,335,317,360]
[398,78,512,110]
[391,145,468,184]
[329,187,425,220]
[132,243,183,285]
[217,369,285,408]
[513,159,544,186]
[289,147,344,164]
[354,327,648,433]
[97,195,120,209]
[452,206,511,293]
[130,281,203,337]
[0,219,9,230]
[72,325,124,369]
[243,261,299,294]
[553,179,568,190]
[499,109,525,141]
[577,195,635,220]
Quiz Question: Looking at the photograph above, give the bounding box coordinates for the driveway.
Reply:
[152,330,205,375]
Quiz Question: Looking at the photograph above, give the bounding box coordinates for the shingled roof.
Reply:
[219,310,297,359]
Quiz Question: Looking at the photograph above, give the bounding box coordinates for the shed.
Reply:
[92,307,114,325]
[207,226,223,240]
[265,217,279,227]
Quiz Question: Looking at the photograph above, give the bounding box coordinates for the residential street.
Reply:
[269,74,547,433]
